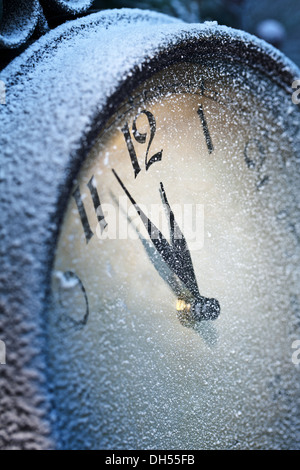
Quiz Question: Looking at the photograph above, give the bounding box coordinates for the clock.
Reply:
[0,9,300,450]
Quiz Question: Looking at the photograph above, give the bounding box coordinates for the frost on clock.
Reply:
[0,0,94,49]
[0,8,300,451]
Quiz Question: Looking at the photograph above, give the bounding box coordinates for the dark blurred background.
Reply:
[0,0,299,71]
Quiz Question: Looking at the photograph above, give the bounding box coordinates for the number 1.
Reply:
[197,104,214,154]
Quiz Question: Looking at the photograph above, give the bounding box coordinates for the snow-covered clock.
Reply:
[1,9,300,450]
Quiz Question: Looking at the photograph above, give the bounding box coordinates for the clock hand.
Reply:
[109,190,187,300]
[112,169,178,276]
[112,169,220,322]
[159,181,199,298]
[159,181,220,322]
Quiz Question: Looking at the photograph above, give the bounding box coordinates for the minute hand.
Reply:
[113,169,193,290]
[112,169,220,321]
[158,180,201,298]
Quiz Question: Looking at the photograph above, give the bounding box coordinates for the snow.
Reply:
[0,0,94,49]
[46,0,94,15]
[54,271,79,289]
[0,0,40,49]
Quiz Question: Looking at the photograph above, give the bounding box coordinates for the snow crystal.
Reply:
[54,271,79,289]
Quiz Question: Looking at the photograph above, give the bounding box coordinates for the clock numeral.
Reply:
[244,139,269,190]
[87,176,108,233]
[72,186,93,243]
[197,104,214,154]
[122,110,163,178]
[121,122,141,179]
[57,271,89,329]
[72,175,107,244]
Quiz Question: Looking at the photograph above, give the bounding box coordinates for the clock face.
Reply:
[49,60,300,449]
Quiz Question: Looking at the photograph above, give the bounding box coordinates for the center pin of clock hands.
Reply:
[112,169,220,323]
